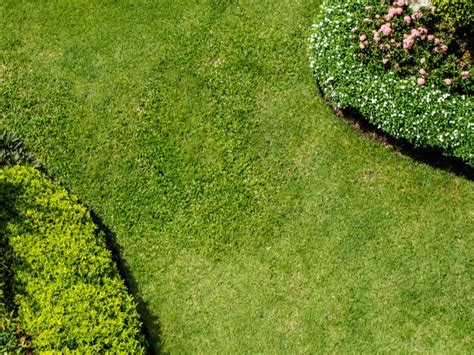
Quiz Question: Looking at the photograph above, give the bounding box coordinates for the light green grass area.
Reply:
[1,0,473,352]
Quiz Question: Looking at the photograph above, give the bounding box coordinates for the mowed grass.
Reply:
[1,0,473,352]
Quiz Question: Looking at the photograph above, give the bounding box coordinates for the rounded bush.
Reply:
[0,165,145,352]
[309,0,474,165]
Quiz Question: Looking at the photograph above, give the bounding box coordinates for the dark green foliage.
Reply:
[431,0,473,28]
[0,165,145,353]
[0,317,21,354]
[0,179,22,353]
[0,130,38,168]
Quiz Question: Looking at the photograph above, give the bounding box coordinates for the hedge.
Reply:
[309,0,473,166]
[431,0,473,28]
[0,165,145,352]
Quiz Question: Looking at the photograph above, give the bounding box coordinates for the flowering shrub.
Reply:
[309,0,473,165]
[353,1,472,93]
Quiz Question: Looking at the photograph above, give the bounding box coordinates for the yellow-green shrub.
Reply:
[0,165,145,352]
[431,0,473,28]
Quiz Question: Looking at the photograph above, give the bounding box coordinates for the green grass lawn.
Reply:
[1,0,473,352]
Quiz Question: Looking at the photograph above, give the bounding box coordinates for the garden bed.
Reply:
[309,0,473,166]
[0,163,146,353]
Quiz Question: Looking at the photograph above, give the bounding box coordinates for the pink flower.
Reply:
[461,71,469,79]
[364,18,371,23]
[444,78,452,86]
[456,59,465,67]
[441,44,448,53]
[417,78,425,86]
[404,15,412,23]
[412,12,423,20]
[385,7,400,21]
[379,23,392,36]
[360,34,367,42]
[403,35,415,49]
[388,7,398,16]
[373,31,381,42]
[395,7,403,15]
[419,68,427,75]
[434,38,441,45]
[391,38,396,43]
[428,35,434,41]
[360,43,366,49]
[394,62,400,68]
[393,0,407,6]
[375,14,381,19]
[382,58,389,65]
[411,28,421,37]
[351,27,358,33]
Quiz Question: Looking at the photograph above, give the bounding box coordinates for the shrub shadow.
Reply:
[0,180,20,314]
[89,210,163,355]
[315,83,474,180]
[34,165,163,354]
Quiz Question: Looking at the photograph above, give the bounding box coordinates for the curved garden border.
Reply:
[309,0,473,167]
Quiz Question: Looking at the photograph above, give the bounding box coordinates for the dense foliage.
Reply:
[0,130,38,168]
[0,165,145,353]
[353,1,472,92]
[431,0,473,28]
[0,182,20,353]
[1,147,21,353]
[310,0,474,165]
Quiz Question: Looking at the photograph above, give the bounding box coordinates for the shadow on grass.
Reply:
[89,210,162,355]
[33,165,162,354]
[315,84,474,181]
[0,178,31,351]
[0,180,20,313]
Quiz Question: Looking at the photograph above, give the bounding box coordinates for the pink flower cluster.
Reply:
[374,22,398,47]
[393,0,408,6]
[417,68,428,86]
[403,28,429,50]
[359,33,369,49]
[379,23,392,36]
[403,34,415,50]
[354,0,472,89]
[384,1,409,20]
[385,6,403,21]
